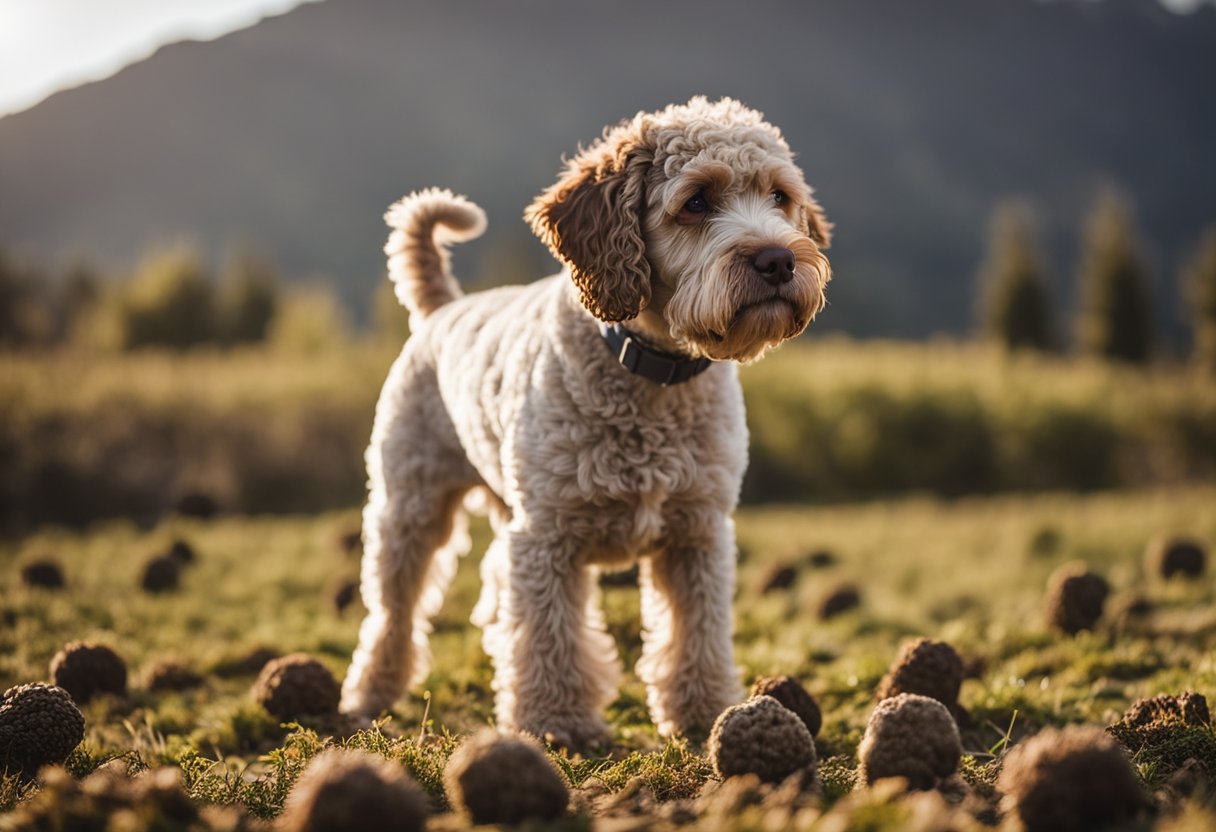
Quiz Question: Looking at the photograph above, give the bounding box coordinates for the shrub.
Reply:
[1184,227,1216,374]
[116,245,217,350]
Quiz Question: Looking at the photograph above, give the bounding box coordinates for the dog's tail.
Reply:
[384,188,487,321]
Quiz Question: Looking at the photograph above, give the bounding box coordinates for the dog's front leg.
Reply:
[481,527,618,750]
[638,511,743,737]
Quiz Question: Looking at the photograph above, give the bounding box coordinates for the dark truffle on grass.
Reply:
[817,584,861,620]
[759,563,798,595]
[141,554,181,593]
[280,748,430,832]
[20,560,65,590]
[1119,691,1209,728]
[0,683,85,775]
[144,660,204,692]
[1145,536,1207,580]
[997,725,1149,832]
[856,693,961,790]
[707,695,818,785]
[167,539,196,565]
[750,675,822,738]
[875,638,965,709]
[1045,563,1109,635]
[49,642,128,704]
[443,729,569,825]
[252,654,341,719]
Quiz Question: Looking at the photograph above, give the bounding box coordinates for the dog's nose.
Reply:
[753,247,795,286]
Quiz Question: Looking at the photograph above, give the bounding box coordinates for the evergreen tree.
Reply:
[219,246,280,344]
[1076,189,1155,363]
[1184,226,1216,373]
[977,201,1056,352]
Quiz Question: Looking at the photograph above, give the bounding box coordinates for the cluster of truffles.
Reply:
[280,748,430,832]
[1045,562,1109,634]
[876,638,968,725]
[751,675,822,738]
[997,725,1148,832]
[50,641,128,703]
[443,729,570,824]
[252,653,341,719]
[0,683,85,775]
[857,693,961,790]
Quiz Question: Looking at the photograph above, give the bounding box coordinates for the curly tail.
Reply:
[384,188,487,322]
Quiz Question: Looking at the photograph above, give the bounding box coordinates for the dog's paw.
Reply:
[520,713,611,754]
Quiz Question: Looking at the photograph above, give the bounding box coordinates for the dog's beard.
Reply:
[664,239,829,363]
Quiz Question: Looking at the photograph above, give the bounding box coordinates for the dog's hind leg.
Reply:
[638,509,743,737]
[340,362,477,717]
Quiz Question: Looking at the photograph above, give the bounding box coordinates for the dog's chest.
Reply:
[518,373,747,557]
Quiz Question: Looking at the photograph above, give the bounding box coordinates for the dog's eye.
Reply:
[773,190,789,206]
[684,193,710,214]
[676,191,711,225]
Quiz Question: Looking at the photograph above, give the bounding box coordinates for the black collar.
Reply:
[599,323,713,386]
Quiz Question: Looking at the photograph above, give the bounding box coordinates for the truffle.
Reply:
[49,642,128,703]
[1119,691,1209,728]
[759,563,798,594]
[750,675,822,738]
[707,695,818,784]
[1145,537,1207,580]
[144,660,204,692]
[443,729,569,824]
[280,748,429,832]
[214,646,281,678]
[817,584,861,620]
[328,577,359,615]
[252,653,341,719]
[174,491,219,519]
[20,560,65,590]
[875,639,965,709]
[857,693,961,790]
[1045,563,1108,635]
[337,526,363,556]
[141,554,181,593]
[167,539,196,565]
[0,683,85,774]
[805,549,838,569]
[997,725,1149,832]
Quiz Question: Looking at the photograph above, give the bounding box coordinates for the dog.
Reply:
[340,96,832,748]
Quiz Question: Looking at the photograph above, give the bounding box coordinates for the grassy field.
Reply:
[3,338,1215,532]
[3,484,1214,828]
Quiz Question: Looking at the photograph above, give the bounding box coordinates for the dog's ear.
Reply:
[526,147,651,322]
[800,196,833,250]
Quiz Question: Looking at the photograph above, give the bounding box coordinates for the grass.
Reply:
[3,337,1215,531]
[2,484,1215,827]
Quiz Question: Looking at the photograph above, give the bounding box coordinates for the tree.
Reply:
[117,245,217,350]
[1184,226,1216,373]
[219,246,280,344]
[976,201,1057,352]
[1075,189,1155,363]
[0,248,52,347]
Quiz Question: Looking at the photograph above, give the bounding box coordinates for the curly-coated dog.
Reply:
[341,97,832,748]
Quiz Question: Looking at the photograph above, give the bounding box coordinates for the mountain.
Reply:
[1,0,1214,339]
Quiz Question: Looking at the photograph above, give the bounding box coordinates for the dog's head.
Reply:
[526,96,831,363]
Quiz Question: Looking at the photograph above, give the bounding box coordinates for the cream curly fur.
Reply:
[341,97,832,747]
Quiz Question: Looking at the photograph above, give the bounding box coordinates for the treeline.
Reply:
[0,244,408,353]
[976,188,1216,372]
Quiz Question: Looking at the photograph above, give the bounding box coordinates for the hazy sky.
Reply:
[0,0,1210,119]
[0,0,316,117]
